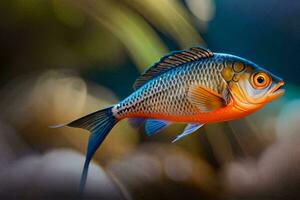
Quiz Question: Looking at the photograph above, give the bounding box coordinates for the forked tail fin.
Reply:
[49,106,118,196]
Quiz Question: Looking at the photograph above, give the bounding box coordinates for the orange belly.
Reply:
[123,101,256,123]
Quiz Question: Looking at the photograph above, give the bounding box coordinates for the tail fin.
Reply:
[50,106,118,195]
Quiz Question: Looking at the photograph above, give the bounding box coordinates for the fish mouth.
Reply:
[269,81,285,98]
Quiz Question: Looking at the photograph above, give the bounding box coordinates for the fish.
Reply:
[50,46,285,194]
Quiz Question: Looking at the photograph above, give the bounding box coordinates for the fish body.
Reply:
[114,55,225,122]
[113,53,282,123]
[50,47,285,194]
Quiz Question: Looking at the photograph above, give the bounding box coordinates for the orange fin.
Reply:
[188,85,225,112]
[133,47,214,90]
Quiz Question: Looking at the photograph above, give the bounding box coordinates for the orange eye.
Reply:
[252,72,271,89]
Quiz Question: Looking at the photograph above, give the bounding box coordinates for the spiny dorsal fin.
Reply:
[133,46,214,90]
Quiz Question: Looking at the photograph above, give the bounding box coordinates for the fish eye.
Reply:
[251,72,271,89]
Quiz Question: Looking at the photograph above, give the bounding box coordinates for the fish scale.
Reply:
[113,57,225,118]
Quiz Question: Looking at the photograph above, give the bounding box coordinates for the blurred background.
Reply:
[0,0,300,199]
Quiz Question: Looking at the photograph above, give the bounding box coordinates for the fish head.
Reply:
[221,57,285,111]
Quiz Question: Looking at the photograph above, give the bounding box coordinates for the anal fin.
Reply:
[145,119,171,136]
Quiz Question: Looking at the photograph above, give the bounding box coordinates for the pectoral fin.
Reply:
[172,123,204,143]
[188,85,226,112]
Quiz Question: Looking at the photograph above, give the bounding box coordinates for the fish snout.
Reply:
[269,80,285,99]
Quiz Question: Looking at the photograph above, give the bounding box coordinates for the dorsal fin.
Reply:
[133,46,214,90]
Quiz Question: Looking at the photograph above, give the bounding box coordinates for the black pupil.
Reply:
[257,76,265,84]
